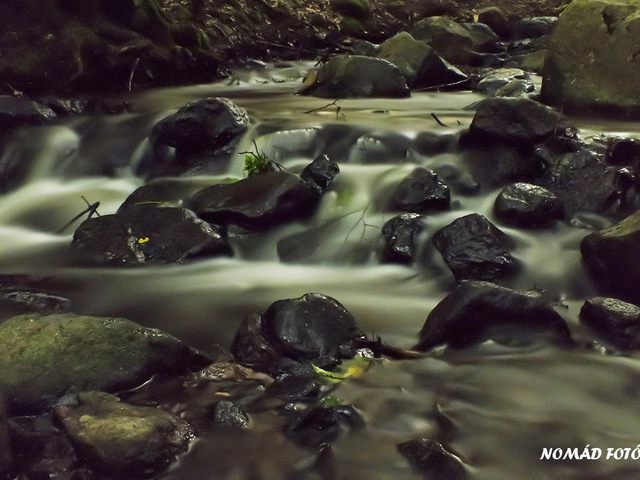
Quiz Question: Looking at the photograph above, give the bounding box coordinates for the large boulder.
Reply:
[581,210,640,302]
[580,297,640,350]
[0,313,210,413]
[141,97,250,177]
[189,171,320,231]
[410,16,475,64]
[432,214,517,282]
[72,205,231,265]
[298,55,410,98]
[414,281,570,350]
[542,0,640,115]
[494,182,564,227]
[55,391,193,476]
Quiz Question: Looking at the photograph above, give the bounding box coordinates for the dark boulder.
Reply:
[465,97,575,146]
[581,210,640,303]
[414,281,570,351]
[263,293,364,365]
[494,182,564,227]
[300,154,340,194]
[297,55,410,99]
[55,391,193,476]
[188,171,320,231]
[387,168,451,213]
[606,138,640,167]
[0,95,56,132]
[119,177,218,211]
[284,403,364,448]
[462,22,501,53]
[142,97,250,177]
[397,439,467,480]
[414,50,468,90]
[460,142,542,187]
[432,214,517,282]
[580,297,640,351]
[477,6,511,39]
[512,16,558,40]
[377,32,432,86]
[380,213,426,264]
[72,205,231,266]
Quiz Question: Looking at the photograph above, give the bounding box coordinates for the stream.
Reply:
[3,62,640,479]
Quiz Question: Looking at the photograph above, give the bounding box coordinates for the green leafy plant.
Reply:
[240,141,284,177]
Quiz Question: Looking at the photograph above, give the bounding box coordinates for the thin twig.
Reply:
[430,113,448,127]
[128,58,140,93]
[57,196,101,234]
[304,99,340,114]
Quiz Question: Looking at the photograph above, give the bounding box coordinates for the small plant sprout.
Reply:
[240,140,285,177]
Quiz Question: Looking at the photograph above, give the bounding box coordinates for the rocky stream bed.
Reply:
[4,1,640,479]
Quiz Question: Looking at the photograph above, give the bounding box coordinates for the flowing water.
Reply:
[3,63,640,479]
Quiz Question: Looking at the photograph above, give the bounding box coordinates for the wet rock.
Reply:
[380,213,426,264]
[142,97,250,177]
[475,68,531,96]
[397,439,467,480]
[263,293,364,366]
[262,375,323,404]
[0,392,11,476]
[414,281,570,350]
[413,50,468,90]
[388,168,451,213]
[580,297,640,351]
[513,49,547,74]
[542,0,640,115]
[55,391,193,476]
[213,400,249,427]
[284,403,364,448]
[298,55,410,99]
[581,210,640,303]
[410,16,475,65]
[0,313,210,414]
[188,171,320,231]
[300,154,340,194]
[461,142,541,187]
[537,147,620,218]
[477,6,511,39]
[119,177,220,210]
[512,16,558,40]
[494,182,564,227]
[432,214,516,282]
[465,97,575,146]
[230,312,282,374]
[0,95,56,132]
[72,205,231,266]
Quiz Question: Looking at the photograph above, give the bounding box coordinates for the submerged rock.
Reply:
[142,97,250,177]
[189,171,320,231]
[580,297,640,351]
[0,274,71,314]
[284,403,364,448]
[494,182,564,227]
[380,213,426,264]
[55,391,193,476]
[581,210,640,303]
[397,439,467,480]
[298,55,410,99]
[213,399,249,427]
[432,214,517,282]
[388,168,451,213]
[0,95,56,131]
[72,205,231,265]
[0,313,210,413]
[414,281,570,351]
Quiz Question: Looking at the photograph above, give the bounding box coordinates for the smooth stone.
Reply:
[494,182,564,227]
[580,297,640,350]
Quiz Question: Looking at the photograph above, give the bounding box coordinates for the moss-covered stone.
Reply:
[542,0,640,115]
[0,313,210,414]
[55,391,194,475]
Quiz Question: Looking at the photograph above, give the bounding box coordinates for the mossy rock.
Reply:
[0,313,210,414]
[56,391,194,475]
[542,0,640,115]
